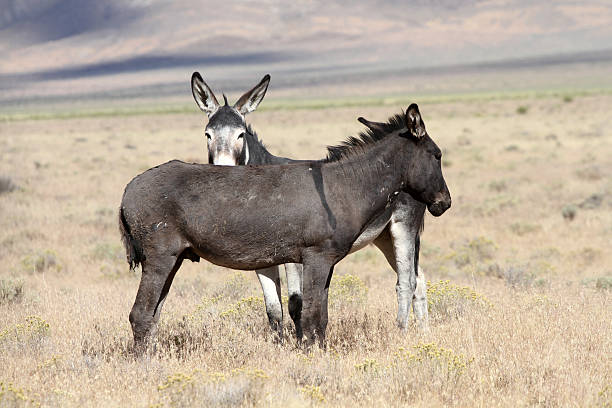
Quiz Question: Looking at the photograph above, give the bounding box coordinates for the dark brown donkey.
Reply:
[119,105,451,350]
[191,72,435,335]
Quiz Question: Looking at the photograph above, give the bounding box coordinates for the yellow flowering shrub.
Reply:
[329,274,368,307]
[427,280,492,320]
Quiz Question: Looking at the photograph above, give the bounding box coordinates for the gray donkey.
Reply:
[190,72,440,335]
[120,98,451,351]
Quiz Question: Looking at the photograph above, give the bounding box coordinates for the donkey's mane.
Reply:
[325,112,406,162]
[245,123,267,148]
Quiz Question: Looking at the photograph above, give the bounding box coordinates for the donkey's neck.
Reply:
[245,129,294,165]
[323,134,412,220]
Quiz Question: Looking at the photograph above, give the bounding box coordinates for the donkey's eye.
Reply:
[205,132,212,140]
[237,133,245,139]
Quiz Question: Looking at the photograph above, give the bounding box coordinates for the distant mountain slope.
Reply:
[2,0,611,74]
[0,0,610,102]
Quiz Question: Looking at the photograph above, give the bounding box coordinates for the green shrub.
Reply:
[509,222,541,236]
[91,242,124,262]
[516,105,529,114]
[488,180,507,192]
[562,205,577,221]
[21,250,61,273]
[0,176,16,195]
[595,277,612,291]
[0,278,24,304]
[451,236,497,269]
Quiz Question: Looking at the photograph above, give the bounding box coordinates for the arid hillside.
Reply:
[2,0,611,102]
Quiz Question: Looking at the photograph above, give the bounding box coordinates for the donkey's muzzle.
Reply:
[427,197,451,217]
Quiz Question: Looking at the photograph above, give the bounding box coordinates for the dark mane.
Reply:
[325,112,406,162]
[245,123,266,148]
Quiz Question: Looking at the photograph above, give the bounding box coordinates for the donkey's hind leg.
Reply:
[374,224,428,330]
[256,266,283,338]
[412,266,429,331]
[129,253,183,354]
[373,228,408,327]
[285,263,303,338]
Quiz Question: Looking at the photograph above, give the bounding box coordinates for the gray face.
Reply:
[191,72,270,166]
[205,106,247,166]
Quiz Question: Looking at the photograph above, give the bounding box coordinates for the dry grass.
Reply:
[0,87,611,407]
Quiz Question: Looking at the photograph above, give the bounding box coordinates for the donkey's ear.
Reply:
[358,117,386,132]
[405,103,426,138]
[234,74,270,115]
[191,72,220,116]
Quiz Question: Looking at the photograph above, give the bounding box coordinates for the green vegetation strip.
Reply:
[2,87,611,122]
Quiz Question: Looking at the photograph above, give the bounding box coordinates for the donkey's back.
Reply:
[120,160,329,271]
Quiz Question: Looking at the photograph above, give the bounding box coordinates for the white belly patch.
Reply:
[349,207,392,253]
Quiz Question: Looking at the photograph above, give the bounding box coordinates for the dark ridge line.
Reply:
[0,51,290,82]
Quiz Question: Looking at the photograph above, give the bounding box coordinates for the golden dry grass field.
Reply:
[0,82,611,406]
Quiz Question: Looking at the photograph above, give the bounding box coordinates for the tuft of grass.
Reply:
[488,180,507,192]
[475,195,518,216]
[563,95,573,103]
[516,105,529,114]
[509,222,541,236]
[576,166,603,181]
[598,384,611,407]
[0,278,24,305]
[504,144,520,152]
[502,265,536,289]
[0,176,17,194]
[562,205,577,221]
[300,385,326,404]
[155,317,213,358]
[21,250,61,274]
[354,358,379,373]
[215,272,251,300]
[595,276,612,291]
[579,194,605,209]
[156,368,268,407]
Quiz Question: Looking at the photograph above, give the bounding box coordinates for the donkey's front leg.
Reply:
[255,266,283,338]
[300,255,333,348]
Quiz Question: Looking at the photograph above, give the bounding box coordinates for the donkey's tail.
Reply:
[119,207,145,270]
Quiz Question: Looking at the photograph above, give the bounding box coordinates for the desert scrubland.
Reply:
[0,67,611,407]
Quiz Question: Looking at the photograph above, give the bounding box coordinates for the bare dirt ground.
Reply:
[0,85,611,406]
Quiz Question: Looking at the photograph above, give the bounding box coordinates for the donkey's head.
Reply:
[361,104,451,216]
[401,104,451,216]
[191,72,270,165]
